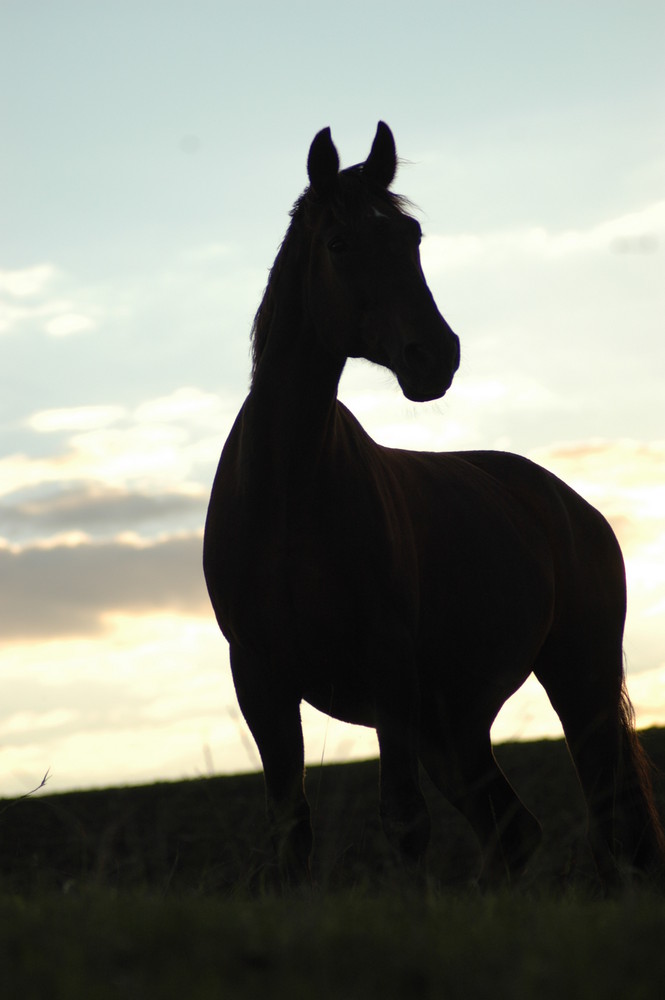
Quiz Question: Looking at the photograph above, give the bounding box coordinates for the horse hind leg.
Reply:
[535,638,665,889]
[420,720,542,887]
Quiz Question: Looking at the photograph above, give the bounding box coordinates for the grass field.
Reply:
[2,729,665,998]
[4,888,665,999]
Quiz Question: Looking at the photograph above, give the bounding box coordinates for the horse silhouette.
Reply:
[203,122,664,888]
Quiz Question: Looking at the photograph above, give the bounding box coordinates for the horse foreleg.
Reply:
[375,672,431,871]
[230,646,312,885]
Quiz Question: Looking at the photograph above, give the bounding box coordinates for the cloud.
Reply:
[528,438,665,576]
[0,389,232,651]
[133,386,229,427]
[44,313,96,337]
[0,534,209,642]
[0,609,242,793]
[529,438,665,542]
[0,264,57,297]
[1,388,233,502]
[0,263,99,338]
[0,483,206,543]
[27,405,125,434]
[527,437,665,679]
[339,360,575,456]
[421,199,665,272]
[419,198,664,441]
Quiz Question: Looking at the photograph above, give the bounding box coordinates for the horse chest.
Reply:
[207,476,407,659]
[265,506,388,624]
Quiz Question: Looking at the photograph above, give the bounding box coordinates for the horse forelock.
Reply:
[307,165,413,221]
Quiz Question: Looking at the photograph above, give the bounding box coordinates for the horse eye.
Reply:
[328,237,349,253]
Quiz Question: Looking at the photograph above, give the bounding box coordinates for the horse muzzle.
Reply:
[395,330,460,402]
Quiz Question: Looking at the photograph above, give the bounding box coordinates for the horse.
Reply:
[203,121,665,889]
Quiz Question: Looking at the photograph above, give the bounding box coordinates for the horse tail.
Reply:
[616,681,665,879]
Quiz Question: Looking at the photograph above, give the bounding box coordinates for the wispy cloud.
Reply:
[1,388,234,502]
[27,405,125,434]
[0,263,99,338]
[44,313,97,337]
[0,264,57,297]
[421,199,665,271]
[530,438,665,548]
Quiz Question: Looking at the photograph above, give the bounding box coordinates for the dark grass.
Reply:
[8,730,665,894]
[4,889,665,1000]
[2,729,665,997]
[0,739,590,894]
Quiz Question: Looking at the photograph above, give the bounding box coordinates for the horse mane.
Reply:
[250,166,413,379]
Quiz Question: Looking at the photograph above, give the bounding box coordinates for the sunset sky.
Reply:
[1,1,664,794]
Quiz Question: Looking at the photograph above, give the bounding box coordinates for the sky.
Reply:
[1,0,664,794]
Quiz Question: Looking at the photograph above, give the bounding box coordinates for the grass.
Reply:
[3,888,665,999]
[2,729,665,997]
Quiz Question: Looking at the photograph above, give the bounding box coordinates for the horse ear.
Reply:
[307,127,340,197]
[363,121,397,189]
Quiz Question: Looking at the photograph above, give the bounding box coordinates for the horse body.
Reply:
[203,122,664,886]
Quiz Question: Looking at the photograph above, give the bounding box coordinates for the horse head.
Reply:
[303,121,460,402]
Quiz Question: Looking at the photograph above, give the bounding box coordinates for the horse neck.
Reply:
[242,297,345,486]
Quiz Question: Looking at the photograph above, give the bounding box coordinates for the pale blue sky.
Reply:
[1,1,664,791]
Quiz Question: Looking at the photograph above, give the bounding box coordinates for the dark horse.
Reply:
[204,122,664,888]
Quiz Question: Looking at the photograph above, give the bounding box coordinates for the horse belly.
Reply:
[417,510,556,694]
[283,541,415,726]
[302,675,377,729]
